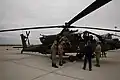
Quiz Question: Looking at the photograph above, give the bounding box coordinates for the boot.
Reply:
[62,60,66,64]
[94,64,100,67]
[59,61,63,66]
[52,63,58,68]
[89,68,92,71]
[82,67,86,70]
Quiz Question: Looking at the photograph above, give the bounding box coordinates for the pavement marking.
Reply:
[31,62,83,80]
[0,56,33,62]
[11,61,49,72]
[31,72,53,80]
[32,72,84,80]
[53,72,84,80]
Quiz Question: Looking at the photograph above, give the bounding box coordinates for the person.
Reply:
[58,36,71,66]
[83,40,93,71]
[51,35,61,68]
[94,41,101,67]
[83,31,89,44]
[20,34,27,48]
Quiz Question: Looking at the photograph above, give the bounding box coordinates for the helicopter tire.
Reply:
[68,55,76,62]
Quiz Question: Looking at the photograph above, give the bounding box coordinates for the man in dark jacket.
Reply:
[83,40,93,71]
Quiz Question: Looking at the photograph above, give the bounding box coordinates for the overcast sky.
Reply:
[0,0,120,44]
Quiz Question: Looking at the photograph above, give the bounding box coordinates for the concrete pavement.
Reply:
[0,46,120,80]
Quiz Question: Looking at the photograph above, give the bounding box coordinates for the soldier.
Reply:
[83,31,89,44]
[58,36,71,66]
[94,41,101,67]
[51,35,61,68]
[83,40,93,71]
[20,34,27,48]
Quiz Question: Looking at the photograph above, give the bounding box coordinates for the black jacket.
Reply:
[84,44,93,56]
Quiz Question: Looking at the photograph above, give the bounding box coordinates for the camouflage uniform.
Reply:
[51,36,71,67]
[51,40,58,66]
[58,36,71,66]
[95,42,101,67]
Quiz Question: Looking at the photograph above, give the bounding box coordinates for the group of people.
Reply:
[51,35,71,68]
[83,40,101,71]
[51,34,102,71]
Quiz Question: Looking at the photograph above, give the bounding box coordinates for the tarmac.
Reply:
[0,46,120,80]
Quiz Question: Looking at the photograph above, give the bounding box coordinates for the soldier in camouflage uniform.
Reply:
[94,41,101,67]
[51,35,61,68]
[58,36,71,66]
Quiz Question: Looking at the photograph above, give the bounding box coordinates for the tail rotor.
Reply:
[26,31,30,46]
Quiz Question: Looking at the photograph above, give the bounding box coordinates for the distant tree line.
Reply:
[0,44,22,46]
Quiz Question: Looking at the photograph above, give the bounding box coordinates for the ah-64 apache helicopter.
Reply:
[101,33,120,50]
[0,0,120,60]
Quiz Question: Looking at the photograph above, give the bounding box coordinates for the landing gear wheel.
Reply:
[68,55,76,62]
[76,53,84,60]
[104,52,107,58]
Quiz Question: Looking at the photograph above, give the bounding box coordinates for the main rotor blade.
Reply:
[70,26,120,32]
[1,25,119,33]
[0,25,64,32]
[67,0,112,25]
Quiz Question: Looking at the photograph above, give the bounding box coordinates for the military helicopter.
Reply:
[101,33,120,49]
[0,0,119,59]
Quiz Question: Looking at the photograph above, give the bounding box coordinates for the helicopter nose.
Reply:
[39,35,45,40]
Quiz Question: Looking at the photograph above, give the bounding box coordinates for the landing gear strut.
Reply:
[68,53,84,62]
[68,55,76,62]
[21,50,23,54]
